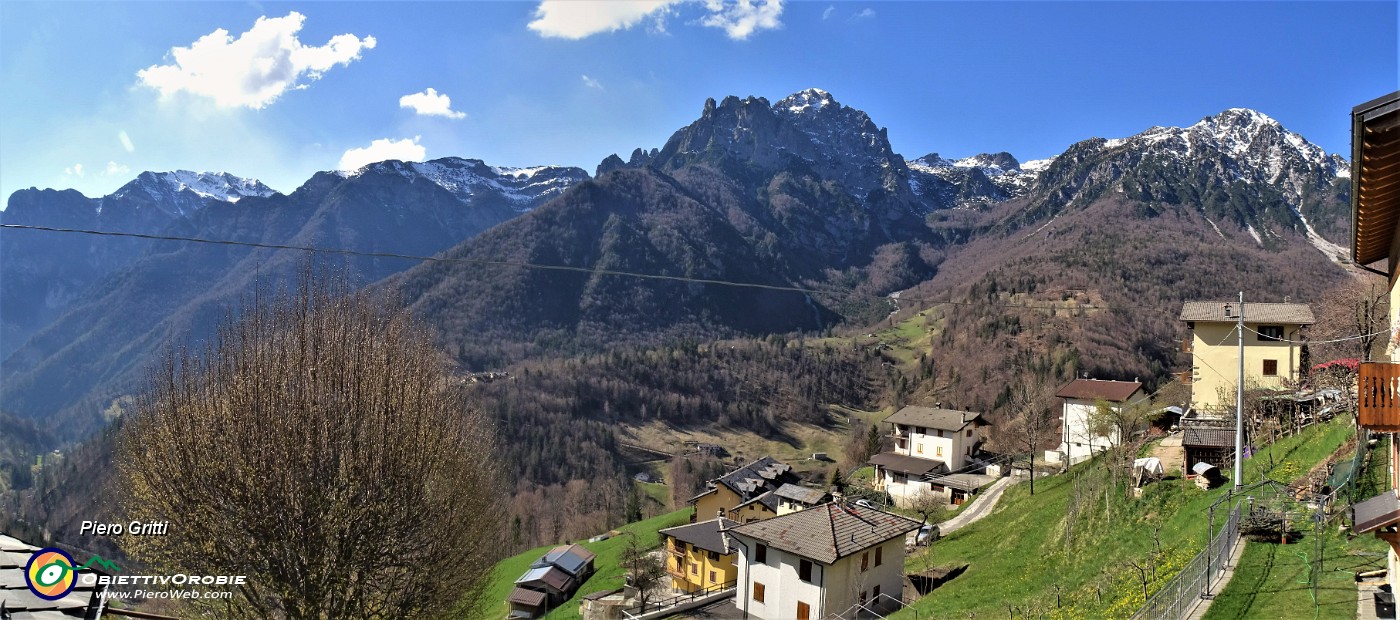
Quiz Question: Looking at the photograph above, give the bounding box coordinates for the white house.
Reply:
[723,502,922,620]
[868,406,986,507]
[1048,379,1147,465]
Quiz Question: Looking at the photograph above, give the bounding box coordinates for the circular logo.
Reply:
[25,547,77,600]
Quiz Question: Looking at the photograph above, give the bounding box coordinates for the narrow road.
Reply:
[940,476,1014,535]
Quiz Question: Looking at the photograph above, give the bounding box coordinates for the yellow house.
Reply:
[1180,301,1315,414]
[659,517,739,593]
[1349,90,1400,597]
[689,457,799,524]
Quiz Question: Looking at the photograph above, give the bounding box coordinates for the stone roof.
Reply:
[691,456,800,508]
[1179,302,1314,325]
[725,502,922,565]
[659,517,739,554]
[1055,379,1143,402]
[884,406,984,431]
[774,483,828,505]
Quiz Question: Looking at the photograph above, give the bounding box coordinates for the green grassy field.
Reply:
[891,418,1360,620]
[473,507,694,620]
[1202,430,1391,620]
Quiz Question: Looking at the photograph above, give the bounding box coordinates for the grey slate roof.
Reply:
[659,517,739,554]
[691,456,801,508]
[0,534,103,617]
[868,451,947,476]
[883,406,983,431]
[1183,426,1236,448]
[1179,302,1315,325]
[726,502,922,565]
[774,483,828,506]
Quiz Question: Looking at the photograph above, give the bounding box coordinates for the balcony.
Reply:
[1359,362,1400,431]
[1175,371,1193,386]
[666,558,689,580]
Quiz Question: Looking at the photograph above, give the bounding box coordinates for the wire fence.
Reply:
[1130,502,1243,620]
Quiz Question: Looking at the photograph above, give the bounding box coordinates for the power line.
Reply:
[1239,324,1387,346]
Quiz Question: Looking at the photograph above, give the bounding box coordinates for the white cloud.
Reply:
[854,7,875,19]
[581,75,604,90]
[103,161,131,177]
[137,12,376,109]
[338,136,426,172]
[64,163,84,177]
[118,130,135,152]
[699,0,784,40]
[527,0,782,40]
[822,5,835,20]
[528,1,682,39]
[399,88,466,119]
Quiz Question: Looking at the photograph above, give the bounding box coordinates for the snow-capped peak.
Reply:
[117,170,276,204]
[778,88,837,114]
[342,157,588,212]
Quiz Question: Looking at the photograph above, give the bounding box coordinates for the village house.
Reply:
[868,405,986,507]
[1345,90,1400,597]
[1047,378,1147,465]
[722,502,922,620]
[690,456,801,523]
[659,517,739,594]
[1179,300,1315,414]
[774,483,830,515]
[508,543,597,619]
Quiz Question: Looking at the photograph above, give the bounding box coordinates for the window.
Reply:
[860,591,868,604]
[797,601,811,620]
[916,443,923,454]
[861,551,869,572]
[708,550,720,561]
[753,582,765,603]
[799,559,814,583]
[874,585,881,599]
[755,544,767,563]
[967,429,973,437]
[875,546,883,567]
[1263,359,1278,376]
[916,426,925,435]
[892,472,906,484]
[1258,325,1284,341]
[691,563,698,575]
[936,446,944,457]
[936,429,945,438]
[709,570,716,583]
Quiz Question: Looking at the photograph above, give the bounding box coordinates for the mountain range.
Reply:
[0,88,1354,438]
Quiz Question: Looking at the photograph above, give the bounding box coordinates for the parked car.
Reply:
[916,523,940,545]
[854,499,876,509]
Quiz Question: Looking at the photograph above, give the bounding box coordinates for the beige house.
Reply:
[1348,91,1400,595]
[723,502,921,620]
[1180,301,1314,414]
[869,406,985,507]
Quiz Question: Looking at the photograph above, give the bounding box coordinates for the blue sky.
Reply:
[1,1,1396,204]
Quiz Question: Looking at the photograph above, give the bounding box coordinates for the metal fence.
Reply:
[1129,504,1242,620]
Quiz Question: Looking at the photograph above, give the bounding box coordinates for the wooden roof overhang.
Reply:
[1352,91,1400,275]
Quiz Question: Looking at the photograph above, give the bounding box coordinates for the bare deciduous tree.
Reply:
[119,273,501,620]
[1313,278,1388,363]
[1004,378,1057,496]
[620,533,665,612]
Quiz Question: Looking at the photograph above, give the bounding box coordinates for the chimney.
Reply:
[717,509,725,520]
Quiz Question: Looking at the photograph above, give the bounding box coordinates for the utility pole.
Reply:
[1235,291,1244,490]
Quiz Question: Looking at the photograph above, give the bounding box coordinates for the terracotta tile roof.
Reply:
[1179,302,1314,325]
[725,502,921,565]
[868,452,947,476]
[1055,379,1143,402]
[660,517,739,554]
[883,406,983,431]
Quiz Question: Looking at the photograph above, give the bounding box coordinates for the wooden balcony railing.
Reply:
[1359,362,1400,431]
[666,559,689,580]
